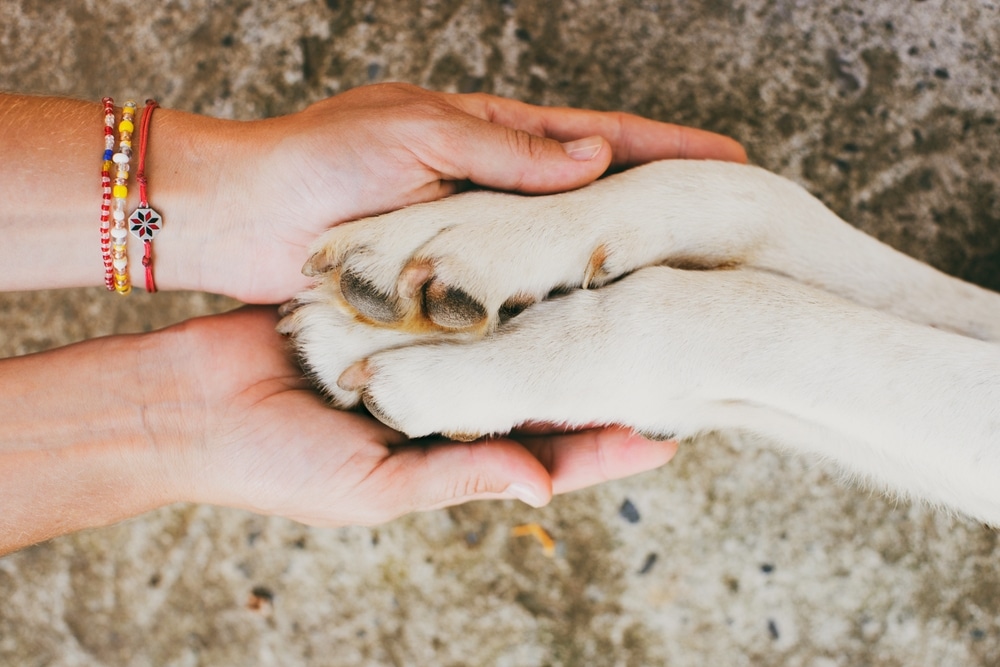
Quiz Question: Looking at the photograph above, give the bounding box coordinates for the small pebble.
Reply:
[247,586,275,616]
[619,499,641,524]
[638,552,658,575]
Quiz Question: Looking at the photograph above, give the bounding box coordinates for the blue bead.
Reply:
[103,149,113,160]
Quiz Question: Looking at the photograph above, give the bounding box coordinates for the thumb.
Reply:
[449,121,613,194]
[380,438,555,516]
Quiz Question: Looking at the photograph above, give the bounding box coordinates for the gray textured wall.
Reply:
[2,1,999,665]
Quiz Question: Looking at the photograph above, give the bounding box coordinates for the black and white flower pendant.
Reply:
[128,207,163,241]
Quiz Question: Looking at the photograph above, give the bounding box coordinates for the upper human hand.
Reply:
[167,83,746,303]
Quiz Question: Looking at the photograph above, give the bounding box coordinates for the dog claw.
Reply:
[302,250,335,277]
[337,359,373,391]
[397,260,435,299]
[583,245,610,289]
[277,298,303,319]
[360,391,405,433]
[275,314,296,336]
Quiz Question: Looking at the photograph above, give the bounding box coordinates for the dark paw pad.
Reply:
[636,430,677,442]
[424,281,488,330]
[498,294,537,324]
[340,269,401,324]
[442,431,484,442]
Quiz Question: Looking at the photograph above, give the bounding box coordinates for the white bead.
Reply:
[112,152,129,164]
[113,209,125,221]
[111,227,127,240]
[113,258,128,270]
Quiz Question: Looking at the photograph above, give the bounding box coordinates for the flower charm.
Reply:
[128,207,162,241]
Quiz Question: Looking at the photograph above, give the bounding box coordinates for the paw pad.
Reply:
[340,269,402,324]
[424,281,488,329]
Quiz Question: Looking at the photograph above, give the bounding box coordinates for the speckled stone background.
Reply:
[2,1,1000,665]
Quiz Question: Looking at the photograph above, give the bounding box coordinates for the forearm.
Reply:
[0,334,183,555]
[0,93,259,295]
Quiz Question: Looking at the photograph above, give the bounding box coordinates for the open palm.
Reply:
[167,308,677,523]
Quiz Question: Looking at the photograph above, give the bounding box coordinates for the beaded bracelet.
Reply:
[99,97,116,290]
[129,99,162,293]
[110,100,137,295]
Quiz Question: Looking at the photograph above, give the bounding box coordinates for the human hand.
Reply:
[155,83,746,303]
[162,308,677,523]
[0,87,743,299]
[0,303,675,555]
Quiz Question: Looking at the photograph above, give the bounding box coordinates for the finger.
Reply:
[364,437,555,518]
[427,115,614,194]
[453,93,748,167]
[511,426,678,495]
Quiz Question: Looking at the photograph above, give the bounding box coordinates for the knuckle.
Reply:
[511,129,549,160]
[608,111,634,163]
[458,472,492,498]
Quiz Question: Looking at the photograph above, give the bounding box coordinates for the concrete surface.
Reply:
[2,0,1000,665]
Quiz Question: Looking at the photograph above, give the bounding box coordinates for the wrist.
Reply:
[134,107,257,297]
[142,108,315,302]
[0,95,252,297]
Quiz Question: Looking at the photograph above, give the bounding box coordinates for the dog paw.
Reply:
[299,160,770,336]
[282,160,807,419]
[276,282,479,410]
[301,193,594,335]
[323,270,677,439]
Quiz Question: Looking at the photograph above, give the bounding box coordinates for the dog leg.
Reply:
[297,160,1000,343]
[344,266,1000,524]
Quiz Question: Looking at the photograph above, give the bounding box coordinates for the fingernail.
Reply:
[561,136,604,161]
[505,483,546,508]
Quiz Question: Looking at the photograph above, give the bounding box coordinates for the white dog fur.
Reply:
[278,160,1000,525]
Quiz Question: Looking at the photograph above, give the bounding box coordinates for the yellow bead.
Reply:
[119,119,134,133]
[112,184,128,199]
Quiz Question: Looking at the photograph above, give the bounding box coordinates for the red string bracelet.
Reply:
[128,99,162,293]
[100,97,116,290]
